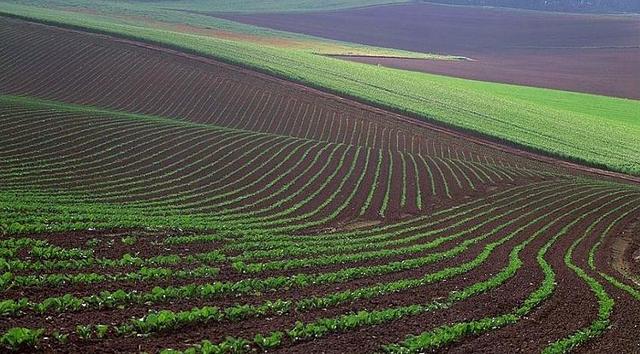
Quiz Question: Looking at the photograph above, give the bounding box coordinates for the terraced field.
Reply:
[1,16,639,353]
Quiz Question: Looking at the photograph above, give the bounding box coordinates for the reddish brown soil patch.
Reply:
[217,2,640,99]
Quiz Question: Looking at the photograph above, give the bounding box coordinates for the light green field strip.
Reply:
[146,0,409,13]
[0,3,637,175]
[0,0,453,62]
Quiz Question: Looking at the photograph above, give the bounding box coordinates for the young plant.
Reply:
[51,331,69,344]
[75,325,93,340]
[95,325,109,339]
[254,332,284,350]
[1,327,44,351]
[121,236,137,246]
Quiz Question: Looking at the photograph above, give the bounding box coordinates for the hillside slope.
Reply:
[1,3,639,176]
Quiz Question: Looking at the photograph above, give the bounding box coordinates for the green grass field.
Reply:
[1,1,639,175]
[2,0,407,39]
[5,0,450,59]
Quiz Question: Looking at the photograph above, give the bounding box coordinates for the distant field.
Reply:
[421,0,640,13]
[1,2,638,176]
[153,0,410,13]
[219,2,640,99]
[1,0,455,60]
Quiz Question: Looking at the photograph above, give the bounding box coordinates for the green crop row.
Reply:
[226,146,353,225]
[95,134,284,203]
[0,265,219,290]
[542,201,631,353]
[157,189,623,353]
[0,327,44,352]
[360,149,383,216]
[0,100,373,226]
[1,184,587,317]
[226,182,577,263]
[7,185,603,345]
[1,99,564,238]
[224,181,561,253]
[34,185,599,350]
[588,209,640,301]
[0,249,225,272]
[131,139,314,209]
[281,190,624,347]
[231,184,580,273]
[164,234,225,245]
[382,193,634,353]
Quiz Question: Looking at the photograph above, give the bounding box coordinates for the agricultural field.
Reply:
[1,1,640,354]
[1,2,639,176]
[220,2,640,99]
[2,2,640,175]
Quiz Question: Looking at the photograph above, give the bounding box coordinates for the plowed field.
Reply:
[1,16,639,353]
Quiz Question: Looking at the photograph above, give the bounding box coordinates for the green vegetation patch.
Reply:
[142,0,411,13]
[1,2,639,175]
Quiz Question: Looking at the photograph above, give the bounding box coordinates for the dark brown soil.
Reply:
[217,2,640,99]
